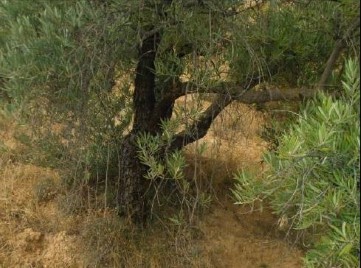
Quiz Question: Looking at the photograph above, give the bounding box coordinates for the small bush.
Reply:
[232,58,360,267]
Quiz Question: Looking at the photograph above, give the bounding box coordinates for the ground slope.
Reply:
[0,103,304,267]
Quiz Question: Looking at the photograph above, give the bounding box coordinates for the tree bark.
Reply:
[117,133,150,224]
[133,32,161,134]
[117,31,161,224]
[117,0,182,225]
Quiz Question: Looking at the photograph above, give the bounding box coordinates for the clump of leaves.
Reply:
[232,58,360,267]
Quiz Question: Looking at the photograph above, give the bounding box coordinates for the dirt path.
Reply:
[184,102,304,267]
[198,195,304,268]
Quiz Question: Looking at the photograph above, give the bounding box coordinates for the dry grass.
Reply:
[0,101,304,267]
[0,111,207,267]
[0,161,207,267]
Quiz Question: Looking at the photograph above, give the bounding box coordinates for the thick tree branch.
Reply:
[176,81,317,103]
[152,79,318,137]
[151,78,260,130]
[178,79,260,96]
[169,95,232,151]
[166,83,319,151]
[153,20,361,151]
[151,95,177,129]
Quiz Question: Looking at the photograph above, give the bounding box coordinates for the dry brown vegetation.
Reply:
[0,103,304,267]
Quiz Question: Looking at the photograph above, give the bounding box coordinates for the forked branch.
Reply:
[169,94,232,151]
[167,84,319,151]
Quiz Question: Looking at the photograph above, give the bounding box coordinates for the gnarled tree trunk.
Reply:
[117,30,162,224]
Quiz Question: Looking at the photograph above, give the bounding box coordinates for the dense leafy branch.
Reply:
[232,58,360,267]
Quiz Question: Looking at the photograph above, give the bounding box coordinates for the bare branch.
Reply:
[177,81,317,103]
[151,77,259,126]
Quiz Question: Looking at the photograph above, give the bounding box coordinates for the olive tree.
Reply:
[0,0,359,223]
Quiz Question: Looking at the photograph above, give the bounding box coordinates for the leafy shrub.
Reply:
[232,58,360,267]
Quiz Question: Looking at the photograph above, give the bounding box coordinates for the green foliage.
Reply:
[0,0,134,103]
[0,0,135,186]
[232,58,360,267]
[0,0,355,165]
[228,1,333,86]
[136,118,189,188]
[136,117,212,220]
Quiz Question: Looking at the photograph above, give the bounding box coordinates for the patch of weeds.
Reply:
[57,190,86,215]
[81,215,129,267]
[33,177,57,203]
